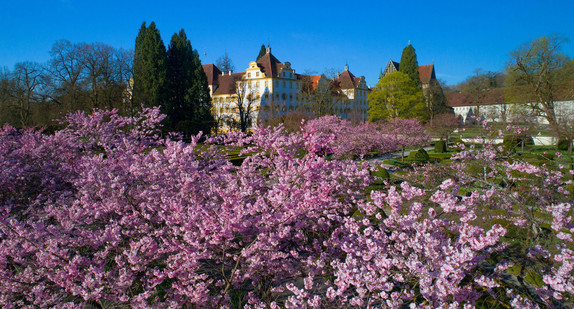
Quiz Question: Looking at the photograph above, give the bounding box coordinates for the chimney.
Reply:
[228,71,231,76]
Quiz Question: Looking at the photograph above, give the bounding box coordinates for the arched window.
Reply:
[282,93,287,100]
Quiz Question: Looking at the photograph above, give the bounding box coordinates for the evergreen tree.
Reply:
[399,44,421,88]
[165,29,214,136]
[133,22,167,111]
[367,71,426,122]
[256,44,266,60]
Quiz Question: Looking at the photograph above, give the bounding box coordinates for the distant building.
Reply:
[381,59,437,91]
[202,47,369,131]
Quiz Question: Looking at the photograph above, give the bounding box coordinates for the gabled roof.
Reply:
[336,69,361,89]
[212,72,244,95]
[418,64,436,84]
[256,52,284,78]
[202,64,222,86]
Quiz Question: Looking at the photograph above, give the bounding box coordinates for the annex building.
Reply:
[381,59,438,91]
[202,47,370,130]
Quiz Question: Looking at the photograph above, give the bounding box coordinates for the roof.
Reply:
[212,72,244,95]
[256,52,284,78]
[336,69,361,89]
[202,64,222,86]
[447,88,506,107]
[418,64,436,84]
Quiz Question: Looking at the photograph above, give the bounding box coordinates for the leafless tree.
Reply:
[216,51,235,73]
[225,78,256,132]
[10,62,45,126]
[506,34,573,131]
[425,113,461,146]
[300,74,341,117]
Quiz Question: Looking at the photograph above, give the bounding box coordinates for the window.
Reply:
[256,71,260,77]
[248,72,251,78]
[265,93,269,100]
[256,81,260,88]
[265,81,269,87]
[289,94,293,101]
[282,93,287,100]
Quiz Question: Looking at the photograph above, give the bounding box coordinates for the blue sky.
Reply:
[1,0,573,86]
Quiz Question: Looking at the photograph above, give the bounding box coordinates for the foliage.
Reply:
[557,139,572,151]
[368,71,426,122]
[434,140,447,153]
[256,44,266,61]
[165,29,215,136]
[399,44,421,88]
[133,21,167,109]
[1,109,573,308]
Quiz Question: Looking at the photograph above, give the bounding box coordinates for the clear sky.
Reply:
[1,0,573,86]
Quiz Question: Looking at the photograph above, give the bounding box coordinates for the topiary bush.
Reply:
[413,147,429,161]
[557,139,572,151]
[371,165,390,184]
[434,140,447,153]
[503,134,534,151]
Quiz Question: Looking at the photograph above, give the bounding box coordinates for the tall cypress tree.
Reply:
[399,44,421,88]
[256,44,266,60]
[166,29,214,136]
[133,22,167,110]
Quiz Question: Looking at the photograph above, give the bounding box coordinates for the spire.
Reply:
[266,43,271,54]
[344,62,349,71]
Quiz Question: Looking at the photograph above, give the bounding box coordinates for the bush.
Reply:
[372,165,390,184]
[408,147,429,162]
[557,139,572,151]
[503,134,534,151]
[434,140,447,153]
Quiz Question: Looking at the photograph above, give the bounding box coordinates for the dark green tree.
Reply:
[399,43,421,88]
[256,44,266,60]
[133,22,167,111]
[165,29,215,136]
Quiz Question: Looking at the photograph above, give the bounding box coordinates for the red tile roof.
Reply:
[418,64,436,84]
[212,72,244,95]
[256,52,284,78]
[335,69,361,89]
[202,64,222,86]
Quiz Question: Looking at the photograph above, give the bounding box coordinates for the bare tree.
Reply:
[226,78,256,132]
[216,51,235,73]
[425,113,461,146]
[46,39,87,112]
[10,62,45,127]
[300,74,341,117]
[506,34,573,132]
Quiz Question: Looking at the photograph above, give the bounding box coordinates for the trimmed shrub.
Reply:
[372,166,390,184]
[409,148,429,162]
[503,135,534,151]
[434,140,447,153]
[557,139,572,151]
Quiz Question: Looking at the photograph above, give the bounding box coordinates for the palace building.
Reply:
[202,47,369,131]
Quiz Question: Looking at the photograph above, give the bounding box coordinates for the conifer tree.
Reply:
[257,44,266,60]
[165,29,214,136]
[133,22,167,110]
[399,43,421,88]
